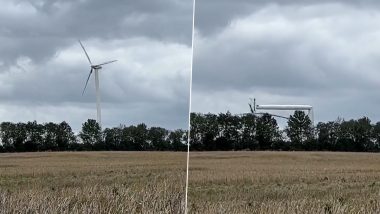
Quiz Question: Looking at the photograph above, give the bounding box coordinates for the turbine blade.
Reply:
[78,40,93,65]
[96,60,117,66]
[255,112,289,119]
[249,103,254,114]
[82,68,93,95]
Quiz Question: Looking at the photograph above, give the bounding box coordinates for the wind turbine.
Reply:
[79,40,117,127]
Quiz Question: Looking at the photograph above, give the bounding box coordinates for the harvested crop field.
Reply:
[0,152,186,214]
[187,151,380,214]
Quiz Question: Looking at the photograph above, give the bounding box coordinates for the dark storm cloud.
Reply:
[192,1,380,123]
[0,0,192,130]
[195,0,380,36]
[0,0,192,66]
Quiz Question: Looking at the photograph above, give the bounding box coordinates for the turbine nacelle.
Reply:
[92,65,102,70]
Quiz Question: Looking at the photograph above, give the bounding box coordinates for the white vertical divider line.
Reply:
[185,0,196,213]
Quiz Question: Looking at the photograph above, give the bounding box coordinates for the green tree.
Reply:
[336,118,373,152]
[354,117,373,151]
[286,111,314,150]
[120,123,149,151]
[316,120,341,151]
[0,122,17,152]
[240,114,258,150]
[57,121,77,150]
[149,127,169,151]
[256,113,280,150]
[134,123,149,150]
[43,122,59,151]
[14,123,27,152]
[25,121,44,151]
[79,119,102,150]
[190,113,206,150]
[337,120,356,151]
[169,129,187,151]
[202,113,218,151]
[372,122,380,151]
[216,112,241,150]
[103,127,123,150]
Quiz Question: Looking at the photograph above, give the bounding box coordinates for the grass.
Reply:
[187,151,380,214]
[0,151,186,214]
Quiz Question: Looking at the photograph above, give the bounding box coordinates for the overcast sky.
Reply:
[192,0,380,125]
[0,0,193,131]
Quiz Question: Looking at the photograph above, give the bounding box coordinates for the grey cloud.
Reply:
[195,0,380,36]
[0,0,192,66]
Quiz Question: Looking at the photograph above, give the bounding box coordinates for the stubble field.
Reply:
[188,151,380,214]
[2,151,380,214]
[0,152,186,214]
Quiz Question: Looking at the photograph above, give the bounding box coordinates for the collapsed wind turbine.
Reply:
[249,98,314,125]
[79,40,117,127]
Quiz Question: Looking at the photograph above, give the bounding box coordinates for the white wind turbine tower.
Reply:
[79,40,117,127]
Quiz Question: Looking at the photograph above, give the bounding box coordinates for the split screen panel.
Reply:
[1,1,380,214]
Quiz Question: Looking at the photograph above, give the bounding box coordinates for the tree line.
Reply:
[190,111,380,152]
[2,111,380,153]
[0,119,187,152]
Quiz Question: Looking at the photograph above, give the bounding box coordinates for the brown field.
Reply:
[3,151,380,214]
[0,152,186,214]
[188,151,380,214]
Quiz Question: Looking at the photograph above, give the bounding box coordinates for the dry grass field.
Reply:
[188,151,380,214]
[0,152,186,214]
